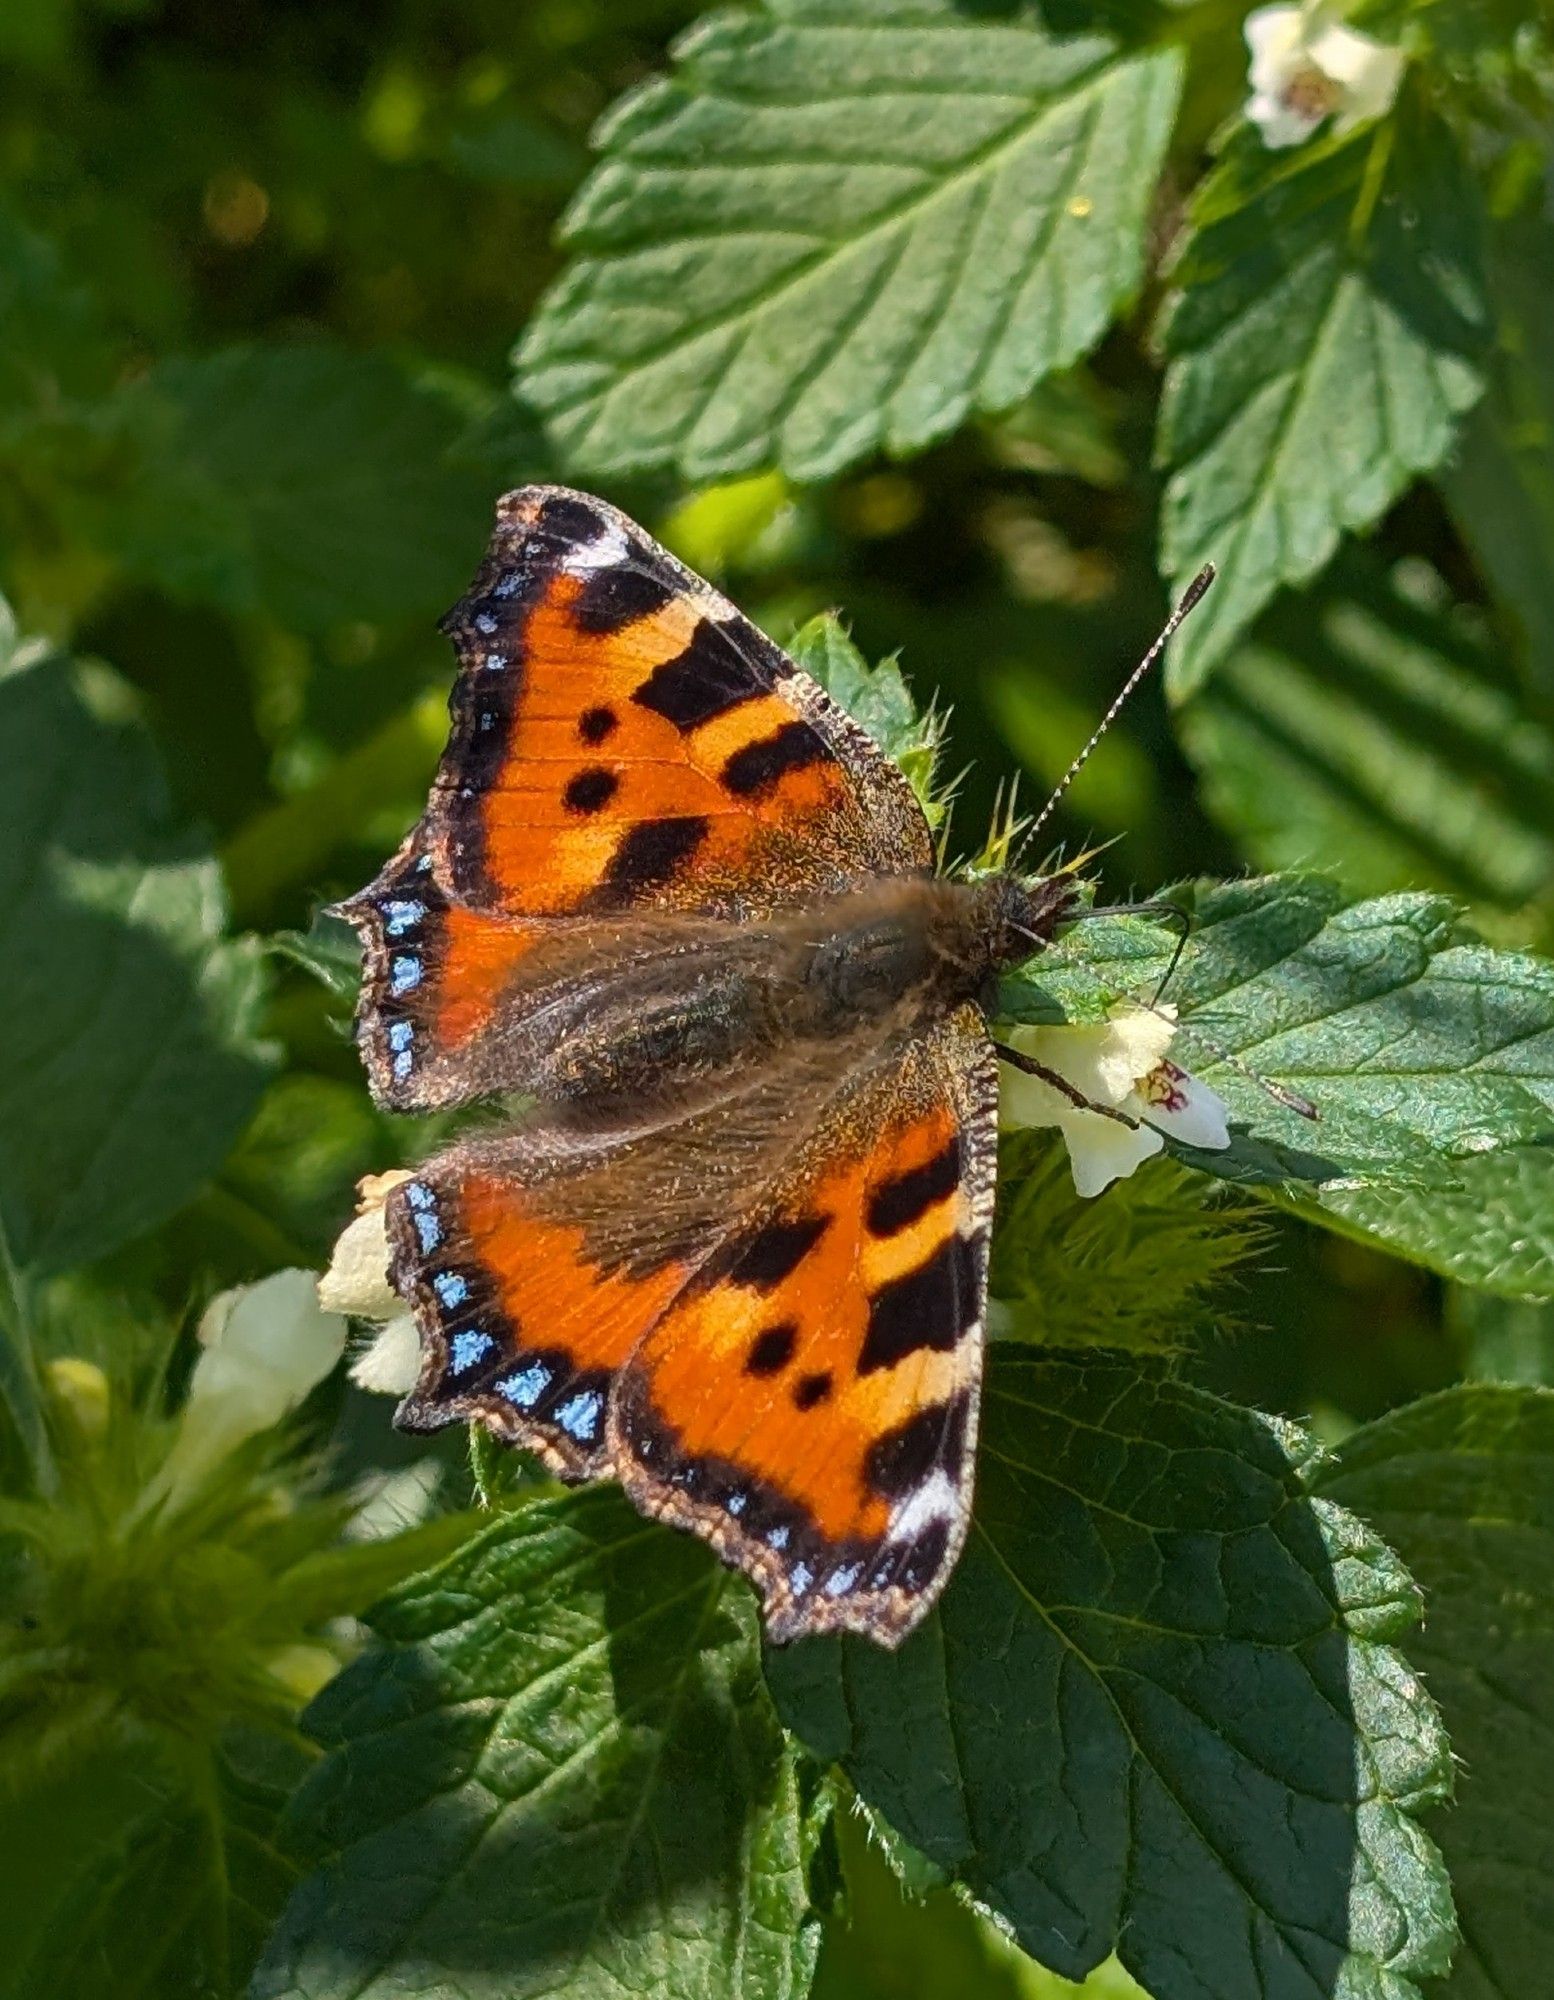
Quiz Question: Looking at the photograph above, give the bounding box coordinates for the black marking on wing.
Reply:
[865,1393,971,1498]
[563,767,620,815]
[593,815,712,904]
[723,1214,831,1292]
[867,1139,961,1237]
[573,563,677,635]
[857,1234,981,1376]
[722,721,830,798]
[745,1323,799,1376]
[632,619,768,732]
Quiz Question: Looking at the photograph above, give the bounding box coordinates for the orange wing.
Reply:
[614,1011,996,1644]
[386,1011,996,1645]
[336,486,931,1108]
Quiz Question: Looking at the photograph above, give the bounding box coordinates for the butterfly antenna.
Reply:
[1018,564,1215,865]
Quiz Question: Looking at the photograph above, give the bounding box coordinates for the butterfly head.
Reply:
[972,869,1082,974]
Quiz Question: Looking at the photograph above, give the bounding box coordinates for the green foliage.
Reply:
[1320,1386,1554,1999]
[518,3,1181,481]
[0,647,274,1282]
[1020,876,1554,1292]
[255,1488,828,2000]
[815,1803,1149,1999]
[990,1136,1267,1352]
[3,1,1554,1996]
[1180,555,1554,922]
[1158,101,1490,699]
[788,611,945,822]
[0,1354,474,2000]
[769,1349,1455,2000]
[88,347,498,630]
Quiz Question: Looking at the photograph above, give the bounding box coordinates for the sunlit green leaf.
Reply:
[1158,102,1490,699]
[1015,876,1554,1291]
[770,1348,1455,2000]
[519,1,1181,482]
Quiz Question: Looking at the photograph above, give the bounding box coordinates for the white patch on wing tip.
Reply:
[886,1468,960,1544]
[561,523,631,574]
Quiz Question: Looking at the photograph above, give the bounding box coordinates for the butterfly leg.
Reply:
[993,1045,1141,1129]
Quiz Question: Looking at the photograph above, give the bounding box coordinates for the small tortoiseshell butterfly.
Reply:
[337,486,1089,1646]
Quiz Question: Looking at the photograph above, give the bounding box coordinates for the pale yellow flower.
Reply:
[320,1171,423,1397]
[1001,1003,1232,1196]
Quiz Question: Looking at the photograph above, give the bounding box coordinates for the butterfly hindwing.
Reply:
[612,1009,997,1644]
[338,485,931,1107]
[383,1140,685,1480]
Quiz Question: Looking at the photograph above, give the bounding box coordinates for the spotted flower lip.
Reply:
[999,1002,1232,1196]
[1244,4,1405,149]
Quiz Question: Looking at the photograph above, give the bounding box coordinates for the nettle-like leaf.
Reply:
[1319,1385,1554,2000]
[1012,875,1554,1295]
[88,345,494,630]
[1158,98,1490,700]
[0,649,274,1277]
[769,1348,1455,2000]
[518,0,1182,482]
[1180,555,1554,915]
[255,1487,828,2000]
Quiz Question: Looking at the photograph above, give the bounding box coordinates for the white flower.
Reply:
[1244,5,1404,149]
[319,1171,424,1397]
[350,1313,422,1396]
[154,1269,348,1504]
[319,1170,412,1319]
[1000,1002,1232,1197]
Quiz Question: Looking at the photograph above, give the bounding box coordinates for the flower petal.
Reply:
[319,1205,401,1320]
[1138,1059,1233,1152]
[1247,87,1326,147]
[1244,5,1306,92]
[1059,1109,1165,1198]
[349,1313,422,1396]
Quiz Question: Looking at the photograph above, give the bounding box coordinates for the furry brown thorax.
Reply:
[518,870,1080,1125]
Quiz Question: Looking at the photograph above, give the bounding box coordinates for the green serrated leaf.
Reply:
[0,649,274,1275]
[788,612,943,821]
[87,345,494,629]
[769,1348,1455,2000]
[255,1487,826,2000]
[1158,100,1490,699]
[518,2,1181,482]
[1180,554,1554,919]
[1319,1385,1554,2000]
[1017,875,1554,1290]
